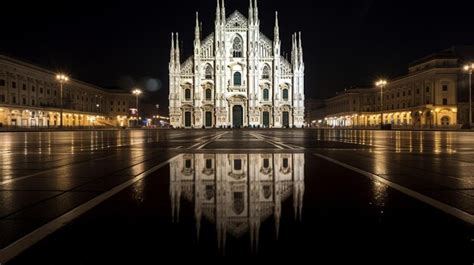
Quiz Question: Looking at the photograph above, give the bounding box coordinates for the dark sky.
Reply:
[2,0,474,110]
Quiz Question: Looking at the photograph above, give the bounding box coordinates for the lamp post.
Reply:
[464,64,474,128]
[376,79,387,128]
[56,74,69,128]
[132,89,142,127]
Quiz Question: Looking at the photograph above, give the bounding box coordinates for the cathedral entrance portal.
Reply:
[283,111,290,128]
[184,112,192,128]
[232,105,243,128]
[205,111,212,127]
[263,111,270,128]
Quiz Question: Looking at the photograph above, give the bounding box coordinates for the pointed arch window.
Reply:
[232,36,243,58]
[205,65,213,79]
[234,72,242,86]
[262,65,270,79]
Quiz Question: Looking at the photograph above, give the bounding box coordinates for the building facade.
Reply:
[169,0,305,128]
[0,55,134,127]
[170,153,305,252]
[323,47,474,129]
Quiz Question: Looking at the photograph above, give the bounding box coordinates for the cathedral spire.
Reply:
[299,32,304,65]
[170,32,175,69]
[221,0,226,24]
[215,0,220,25]
[274,11,279,41]
[175,33,180,65]
[254,0,259,23]
[195,12,200,40]
[248,0,253,25]
[291,33,296,65]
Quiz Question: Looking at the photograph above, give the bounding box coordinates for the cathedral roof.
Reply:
[225,10,248,29]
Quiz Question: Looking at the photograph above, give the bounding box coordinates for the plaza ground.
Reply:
[0,129,472,263]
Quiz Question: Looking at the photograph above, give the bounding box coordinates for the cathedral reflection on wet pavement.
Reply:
[169,154,305,253]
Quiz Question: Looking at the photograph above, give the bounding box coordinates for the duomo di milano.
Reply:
[169,0,305,128]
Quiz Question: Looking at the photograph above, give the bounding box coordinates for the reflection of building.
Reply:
[170,153,305,253]
[169,0,305,129]
[0,54,134,127]
[322,46,474,128]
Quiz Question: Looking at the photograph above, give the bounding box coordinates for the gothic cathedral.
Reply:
[169,0,305,128]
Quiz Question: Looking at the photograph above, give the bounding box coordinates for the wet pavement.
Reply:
[0,129,473,263]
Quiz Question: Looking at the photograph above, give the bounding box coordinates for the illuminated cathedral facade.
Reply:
[169,0,305,128]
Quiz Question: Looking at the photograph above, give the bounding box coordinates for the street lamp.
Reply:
[376,79,387,128]
[132,89,142,126]
[56,74,69,127]
[463,64,474,128]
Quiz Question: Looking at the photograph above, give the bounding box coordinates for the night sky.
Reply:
[2,0,474,111]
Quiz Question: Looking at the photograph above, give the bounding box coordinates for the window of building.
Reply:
[12,95,16,104]
[403,92,405,97]
[426,87,430,93]
[234,159,242,170]
[262,65,270,79]
[403,103,405,108]
[232,37,243,58]
[416,89,420,94]
[185,89,191,101]
[47,89,50,95]
[442,85,448,91]
[263,89,269,101]
[263,158,269,168]
[32,99,35,106]
[206,159,212,169]
[32,86,35,92]
[408,90,411,96]
[205,89,212,100]
[205,65,213,79]
[22,97,26,105]
[12,81,16,88]
[185,159,192,169]
[22,84,26,90]
[283,89,289,100]
[283,158,289,168]
[233,72,242,86]
[443,98,448,105]
[0,95,5,102]
[0,79,5,86]
[397,92,400,98]
[54,90,57,96]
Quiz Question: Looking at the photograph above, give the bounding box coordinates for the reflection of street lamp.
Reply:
[132,89,142,125]
[376,79,387,127]
[56,74,69,127]
[463,64,474,128]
